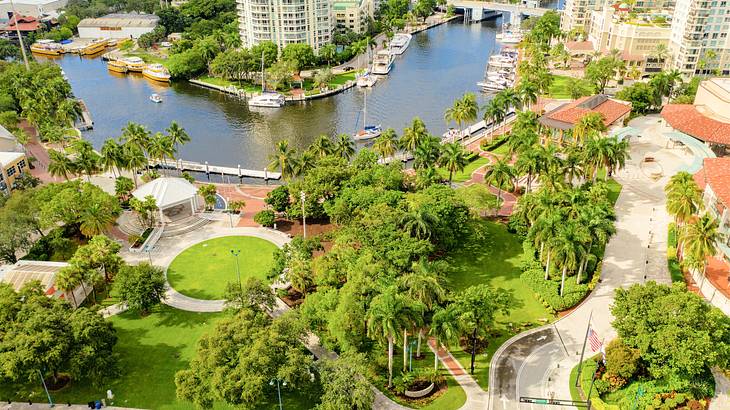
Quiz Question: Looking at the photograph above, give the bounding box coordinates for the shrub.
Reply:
[520,268,590,311]
[254,210,276,227]
[605,338,640,380]
[479,135,508,151]
[265,185,290,212]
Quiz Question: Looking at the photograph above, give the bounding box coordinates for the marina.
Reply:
[477,47,518,92]
[37,19,505,171]
[148,159,282,180]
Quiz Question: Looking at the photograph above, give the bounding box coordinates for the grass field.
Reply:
[445,220,552,388]
[546,74,593,99]
[196,75,261,92]
[438,155,490,183]
[167,236,278,300]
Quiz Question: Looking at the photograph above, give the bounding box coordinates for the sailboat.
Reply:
[354,88,382,141]
[248,51,285,108]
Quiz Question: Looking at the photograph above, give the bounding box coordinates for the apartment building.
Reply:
[0,151,28,195]
[669,0,730,76]
[587,3,672,75]
[333,0,372,34]
[237,0,333,51]
[563,0,675,36]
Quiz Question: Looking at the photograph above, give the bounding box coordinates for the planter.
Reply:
[404,382,435,398]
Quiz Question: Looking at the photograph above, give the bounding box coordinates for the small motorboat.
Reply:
[150,93,163,103]
[357,71,378,87]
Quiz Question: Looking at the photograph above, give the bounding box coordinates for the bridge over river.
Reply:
[448,0,552,25]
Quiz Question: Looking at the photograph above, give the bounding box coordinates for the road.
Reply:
[488,116,693,409]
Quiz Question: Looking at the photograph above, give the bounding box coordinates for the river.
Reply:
[39,18,506,173]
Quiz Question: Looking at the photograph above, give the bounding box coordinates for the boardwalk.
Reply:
[149,159,281,180]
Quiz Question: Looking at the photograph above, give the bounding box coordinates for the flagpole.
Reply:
[586,363,599,410]
[575,310,593,387]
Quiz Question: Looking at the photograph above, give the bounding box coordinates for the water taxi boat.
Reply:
[371,50,394,75]
[356,71,378,87]
[30,39,64,56]
[248,92,286,108]
[142,64,171,82]
[389,33,412,55]
[150,93,163,103]
[80,39,108,55]
[123,57,146,72]
[107,59,128,73]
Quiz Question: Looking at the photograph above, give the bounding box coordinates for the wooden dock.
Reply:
[76,99,93,130]
[150,159,281,180]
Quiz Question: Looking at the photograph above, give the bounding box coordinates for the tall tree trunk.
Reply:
[576,257,585,284]
[416,329,423,358]
[560,265,568,296]
[388,335,394,388]
[403,329,408,372]
[544,250,551,280]
[470,327,478,375]
[434,339,439,370]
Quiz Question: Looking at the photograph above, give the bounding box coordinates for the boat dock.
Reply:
[77,99,93,130]
[149,159,282,180]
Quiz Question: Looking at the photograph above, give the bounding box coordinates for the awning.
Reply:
[665,131,716,173]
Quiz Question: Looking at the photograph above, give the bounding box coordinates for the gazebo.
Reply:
[132,177,201,223]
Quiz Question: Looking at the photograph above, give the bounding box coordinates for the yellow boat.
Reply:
[124,57,146,72]
[107,59,128,73]
[142,64,171,83]
[30,39,64,56]
[80,38,108,55]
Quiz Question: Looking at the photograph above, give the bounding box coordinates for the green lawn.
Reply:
[124,51,166,65]
[546,74,592,99]
[0,307,312,409]
[445,220,552,388]
[438,155,491,183]
[196,75,261,92]
[167,236,278,300]
[328,71,357,87]
[372,349,466,410]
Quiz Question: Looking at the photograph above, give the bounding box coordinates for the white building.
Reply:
[0,0,67,20]
[236,0,333,51]
[77,13,159,39]
[669,0,730,77]
[333,0,372,34]
[0,260,88,308]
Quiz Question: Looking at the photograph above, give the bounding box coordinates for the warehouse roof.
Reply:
[77,13,159,28]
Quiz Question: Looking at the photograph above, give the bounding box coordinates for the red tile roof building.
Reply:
[694,158,730,215]
[662,104,730,147]
[0,14,41,32]
[538,95,632,145]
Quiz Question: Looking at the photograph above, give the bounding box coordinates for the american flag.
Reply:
[588,328,602,352]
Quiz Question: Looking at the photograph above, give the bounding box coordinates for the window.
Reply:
[16,159,25,170]
[6,166,15,177]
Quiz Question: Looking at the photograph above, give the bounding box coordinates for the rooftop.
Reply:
[132,177,198,209]
[539,95,632,130]
[661,104,730,146]
[0,0,64,5]
[77,13,159,28]
[565,40,595,53]
[0,14,40,32]
[0,151,24,166]
[0,260,68,294]
[693,158,730,209]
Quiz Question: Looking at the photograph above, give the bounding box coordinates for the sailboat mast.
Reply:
[363,89,367,126]
[260,50,265,92]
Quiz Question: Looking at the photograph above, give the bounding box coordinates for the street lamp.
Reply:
[230,249,242,292]
[38,369,54,407]
[269,378,287,410]
[300,191,307,238]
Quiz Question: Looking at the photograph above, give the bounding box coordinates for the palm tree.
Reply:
[79,202,115,237]
[121,122,152,159]
[413,136,441,170]
[268,140,297,180]
[55,99,81,127]
[529,213,562,279]
[373,128,399,160]
[100,139,121,177]
[334,133,355,160]
[561,144,584,186]
[652,43,669,62]
[55,266,81,307]
[294,150,316,177]
[366,287,419,388]
[483,98,506,138]
[508,129,539,156]
[429,306,459,370]
[148,133,176,175]
[48,149,75,181]
[484,158,514,206]
[165,121,190,168]
[401,117,428,155]
[515,148,543,193]
[310,135,334,158]
[577,205,615,283]
[438,142,468,185]
[682,214,722,285]
[400,207,437,240]
[399,259,447,358]
[123,144,147,188]
[573,112,607,144]
[70,139,100,182]
[665,172,702,226]
[552,222,590,296]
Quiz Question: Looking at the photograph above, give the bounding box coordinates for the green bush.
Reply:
[480,135,508,152]
[265,185,290,213]
[605,338,640,380]
[520,268,590,311]
[253,209,276,227]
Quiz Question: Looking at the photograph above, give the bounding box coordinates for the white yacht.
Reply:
[371,50,394,75]
[149,93,163,103]
[248,92,286,108]
[356,70,378,87]
[248,50,286,108]
[499,32,523,44]
[389,33,412,55]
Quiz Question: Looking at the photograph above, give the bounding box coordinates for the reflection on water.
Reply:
[39,19,503,169]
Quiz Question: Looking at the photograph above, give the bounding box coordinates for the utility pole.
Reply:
[9,0,30,71]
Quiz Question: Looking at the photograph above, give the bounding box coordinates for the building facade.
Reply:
[0,151,28,194]
[693,157,730,262]
[77,13,159,39]
[237,0,333,51]
[333,0,371,34]
[669,0,730,77]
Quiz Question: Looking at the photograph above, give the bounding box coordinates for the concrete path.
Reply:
[428,339,489,409]
[487,115,694,409]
